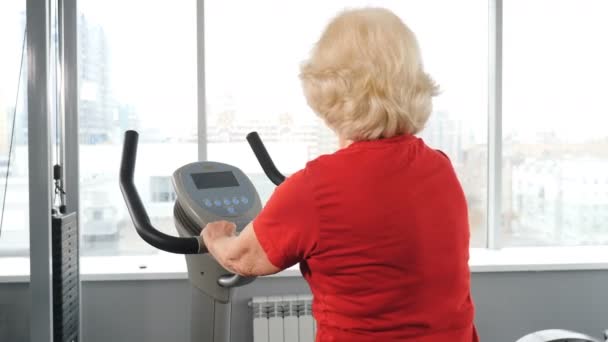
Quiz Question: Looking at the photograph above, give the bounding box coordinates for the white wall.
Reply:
[2,271,608,342]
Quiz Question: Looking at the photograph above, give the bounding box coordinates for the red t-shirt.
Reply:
[253,134,479,342]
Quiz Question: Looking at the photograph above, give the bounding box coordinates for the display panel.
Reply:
[192,171,239,189]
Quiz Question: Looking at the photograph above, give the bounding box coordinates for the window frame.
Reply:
[5,0,608,282]
[487,0,503,249]
[6,245,608,284]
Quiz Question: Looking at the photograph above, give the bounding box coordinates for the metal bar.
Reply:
[197,0,207,161]
[487,0,503,249]
[60,0,78,216]
[56,0,65,171]
[61,0,80,337]
[27,0,54,340]
[56,0,68,209]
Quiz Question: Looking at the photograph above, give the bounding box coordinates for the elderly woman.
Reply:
[202,7,479,342]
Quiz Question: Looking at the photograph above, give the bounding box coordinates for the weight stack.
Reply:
[52,212,79,342]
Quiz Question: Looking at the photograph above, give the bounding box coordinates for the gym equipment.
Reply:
[119,130,284,342]
[51,212,79,342]
[516,329,607,342]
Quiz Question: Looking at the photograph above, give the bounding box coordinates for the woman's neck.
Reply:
[339,136,353,149]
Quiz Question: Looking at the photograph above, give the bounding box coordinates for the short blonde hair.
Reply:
[300,8,438,140]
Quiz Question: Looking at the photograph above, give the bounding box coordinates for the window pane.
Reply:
[150,176,176,203]
[204,0,488,246]
[503,0,608,246]
[78,0,196,256]
[0,2,28,257]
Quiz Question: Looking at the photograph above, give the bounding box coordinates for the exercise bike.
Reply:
[120,130,285,342]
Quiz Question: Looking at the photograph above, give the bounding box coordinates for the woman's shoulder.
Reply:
[303,136,423,173]
[303,148,353,173]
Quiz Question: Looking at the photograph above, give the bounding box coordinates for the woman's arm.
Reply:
[201,221,281,277]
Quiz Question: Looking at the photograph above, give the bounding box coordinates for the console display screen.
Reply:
[191,171,239,189]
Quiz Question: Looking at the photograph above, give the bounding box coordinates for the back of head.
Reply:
[300,7,438,140]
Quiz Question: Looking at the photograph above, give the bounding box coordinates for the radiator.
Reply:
[251,295,317,342]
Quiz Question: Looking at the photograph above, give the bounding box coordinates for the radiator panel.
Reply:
[267,296,284,342]
[252,297,269,342]
[282,295,299,342]
[251,294,316,342]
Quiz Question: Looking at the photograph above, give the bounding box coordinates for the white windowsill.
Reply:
[3,246,608,283]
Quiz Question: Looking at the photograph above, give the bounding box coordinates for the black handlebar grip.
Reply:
[246,132,286,186]
[119,130,206,254]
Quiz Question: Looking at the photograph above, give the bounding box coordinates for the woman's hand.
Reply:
[201,220,237,250]
[200,221,280,277]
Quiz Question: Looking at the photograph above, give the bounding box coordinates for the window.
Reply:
[0,1,28,257]
[61,0,608,262]
[204,0,489,247]
[502,0,608,246]
[150,176,177,203]
[78,0,197,256]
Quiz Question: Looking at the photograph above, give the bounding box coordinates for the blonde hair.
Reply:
[300,7,438,140]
